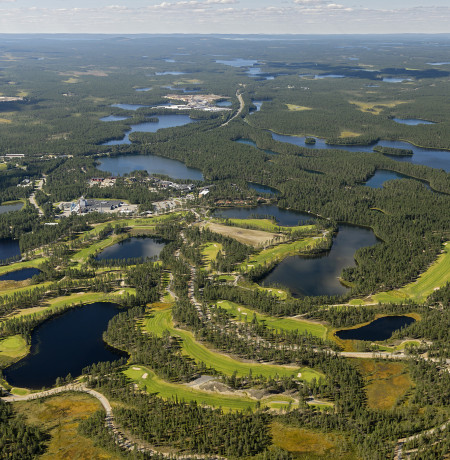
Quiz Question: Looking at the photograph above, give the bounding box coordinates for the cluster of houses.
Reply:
[58,197,137,216]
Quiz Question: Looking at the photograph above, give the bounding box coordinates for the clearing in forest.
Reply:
[286,104,312,111]
[349,100,409,115]
[204,222,279,248]
[339,130,361,138]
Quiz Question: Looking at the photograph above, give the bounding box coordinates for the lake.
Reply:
[216,58,259,67]
[135,87,152,92]
[335,316,416,341]
[364,169,432,191]
[111,103,151,111]
[382,77,413,83]
[0,239,21,263]
[4,302,125,389]
[0,203,23,214]
[95,236,167,261]
[101,114,196,145]
[0,267,41,282]
[212,204,315,226]
[260,224,379,297]
[250,100,264,113]
[248,182,280,195]
[216,100,232,107]
[97,154,204,180]
[100,115,130,122]
[234,138,278,155]
[271,132,450,171]
[392,118,435,126]
[155,71,186,76]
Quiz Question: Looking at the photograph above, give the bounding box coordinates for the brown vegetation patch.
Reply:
[204,222,279,247]
[356,360,413,410]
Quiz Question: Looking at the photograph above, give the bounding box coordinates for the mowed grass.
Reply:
[0,257,47,276]
[355,359,413,411]
[14,393,122,460]
[143,307,322,381]
[239,235,325,272]
[205,222,278,248]
[271,422,359,459]
[125,366,258,411]
[371,241,450,303]
[0,334,28,358]
[201,242,222,270]
[216,300,327,339]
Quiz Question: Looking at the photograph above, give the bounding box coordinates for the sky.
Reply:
[0,0,449,35]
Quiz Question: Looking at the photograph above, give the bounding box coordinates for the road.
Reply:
[220,90,244,127]
[29,177,45,216]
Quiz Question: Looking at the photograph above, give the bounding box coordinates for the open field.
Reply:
[349,100,409,115]
[370,241,450,303]
[205,222,278,247]
[143,307,323,381]
[239,235,325,272]
[14,393,122,460]
[271,422,359,459]
[355,359,413,411]
[339,131,361,138]
[0,334,28,359]
[213,218,315,234]
[286,104,312,111]
[217,300,327,339]
[201,242,222,269]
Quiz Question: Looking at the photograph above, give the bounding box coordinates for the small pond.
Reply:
[4,302,125,389]
[100,115,130,122]
[392,118,435,126]
[101,114,196,145]
[260,224,379,297]
[0,267,41,282]
[234,138,278,155]
[95,236,167,261]
[216,100,232,107]
[0,203,23,214]
[97,154,203,180]
[335,316,416,341]
[248,182,280,195]
[212,204,315,226]
[0,239,21,263]
[135,87,152,92]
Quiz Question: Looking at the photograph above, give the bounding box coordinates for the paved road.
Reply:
[221,90,244,127]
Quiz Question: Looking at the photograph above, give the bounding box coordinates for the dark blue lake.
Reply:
[335,316,416,341]
[271,132,450,171]
[0,203,23,214]
[0,239,21,263]
[96,236,167,261]
[4,302,125,389]
[248,182,280,195]
[260,224,379,297]
[234,138,278,155]
[97,154,203,180]
[364,170,432,191]
[101,114,196,145]
[212,204,315,226]
[0,267,41,281]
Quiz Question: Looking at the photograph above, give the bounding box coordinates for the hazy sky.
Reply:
[0,0,449,34]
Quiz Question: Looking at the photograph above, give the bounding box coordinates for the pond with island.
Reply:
[4,302,126,389]
[270,132,450,171]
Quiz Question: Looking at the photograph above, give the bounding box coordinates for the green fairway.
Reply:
[143,307,323,381]
[216,300,327,339]
[213,218,315,234]
[0,335,28,359]
[239,235,325,272]
[201,242,222,269]
[0,257,47,276]
[125,366,258,411]
[371,241,450,303]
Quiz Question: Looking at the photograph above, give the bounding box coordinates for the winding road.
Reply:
[220,90,244,127]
